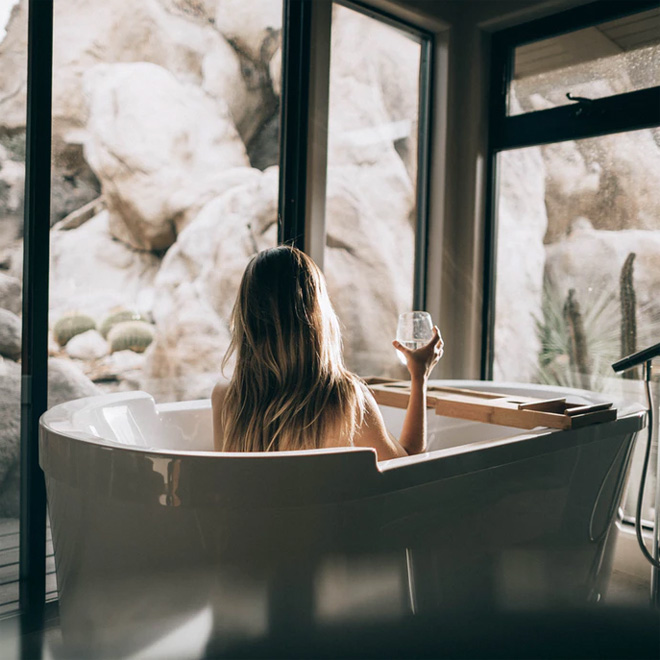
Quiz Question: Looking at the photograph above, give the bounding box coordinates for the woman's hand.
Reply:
[393,326,443,382]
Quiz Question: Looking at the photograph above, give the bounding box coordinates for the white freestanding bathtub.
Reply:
[39,380,645,654]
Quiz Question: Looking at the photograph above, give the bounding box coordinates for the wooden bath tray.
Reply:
[367,380,617,430]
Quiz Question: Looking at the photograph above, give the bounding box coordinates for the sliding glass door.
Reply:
[0,0,26,617]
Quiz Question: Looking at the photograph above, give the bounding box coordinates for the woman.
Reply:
[212,246,443,460]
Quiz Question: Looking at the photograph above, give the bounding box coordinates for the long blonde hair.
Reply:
[221,246,365,452]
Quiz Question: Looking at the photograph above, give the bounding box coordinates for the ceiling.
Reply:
[514,6,660,78]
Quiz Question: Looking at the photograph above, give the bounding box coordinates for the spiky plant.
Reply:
[108,320,155,354]
[535,275,620,391]
[53,313,97,347]
[100,309,145,338]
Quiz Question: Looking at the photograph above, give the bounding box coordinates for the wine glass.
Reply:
[395,311,436,366]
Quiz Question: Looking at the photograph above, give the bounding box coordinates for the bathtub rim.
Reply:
[39,381,646,506]
[39,379,647,465]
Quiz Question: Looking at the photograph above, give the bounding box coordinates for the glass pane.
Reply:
[510,7,660,115]
[324,3,421,377]
[0,0,25,616]
[48,0,282,407]
[493,128,660,523]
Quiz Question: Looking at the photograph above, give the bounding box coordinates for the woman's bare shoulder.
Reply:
[352,383,407,460]
[211,381,228,407]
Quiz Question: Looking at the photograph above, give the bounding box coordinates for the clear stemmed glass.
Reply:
[395,311,435,366]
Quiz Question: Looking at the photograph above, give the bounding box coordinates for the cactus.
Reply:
[53,313,96,347]
[108,320,155,354]
[563,288,591,390]
[100,309,145,338]
[619,253,637,380]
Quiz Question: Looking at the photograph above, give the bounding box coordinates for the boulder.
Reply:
[48,357,102,406]
[514,72,660,240]
[327,7,420,178]
[317,8,423,376]
[143,167,278,401]
[0,0,27,131]
[0,0,246,133]
[88,349,146,383]
[323,177,412,379]
[201,28,278,148]
[0,357,100,517]
[269,46,281,97]
[0,272,21,315]
[65,329,109,360]
[0,144,25,247]
[545,223,660,347]
[210,0,281,145]
[0,308,21,360]
[493,146,547,383]
[50,138,102,226]
[1,0,259,227]
[0,358,21,518]
[83,62,249,250]
[214,0,282,64]
[49,210,161,322]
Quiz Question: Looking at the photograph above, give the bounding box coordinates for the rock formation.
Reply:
[0,357,100,517]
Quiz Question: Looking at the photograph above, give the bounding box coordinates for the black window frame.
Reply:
[482,0,660,379]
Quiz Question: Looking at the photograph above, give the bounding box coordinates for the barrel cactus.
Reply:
[53,313,97,347]
[107,320,155,354]
[100,309,145,338]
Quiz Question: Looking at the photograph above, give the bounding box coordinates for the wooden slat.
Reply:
[434,396,572,430]
[565,401,613,416]
[518,398,566,412]
[0,520,57,608]
[0,581,18,611]
[0,562,19,586]
[0,548,18,567]
[0,600,19,617]
[0,519,19,536]
[427,385,506,400]
[0,535,19,552]
[569,409,617,429]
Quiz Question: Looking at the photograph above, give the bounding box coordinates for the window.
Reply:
[487,2,660,526]
[510,7,660,115]
[323,2,428,378]
[48,0,283,406]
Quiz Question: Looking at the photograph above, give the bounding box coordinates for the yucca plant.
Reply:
[535,275,620,391]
